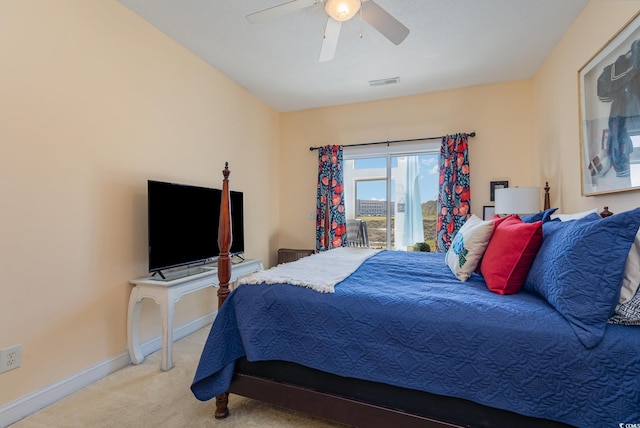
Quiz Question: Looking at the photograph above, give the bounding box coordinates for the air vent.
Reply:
[369,77,400,87]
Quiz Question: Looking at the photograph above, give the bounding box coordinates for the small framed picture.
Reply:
[490,181,509,202]
[483,206,495,220]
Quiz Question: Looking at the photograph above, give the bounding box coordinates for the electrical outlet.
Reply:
[0,345,21,373]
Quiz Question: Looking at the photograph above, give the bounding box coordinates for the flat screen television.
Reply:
[229,190,245,257]
[147,180,245,274]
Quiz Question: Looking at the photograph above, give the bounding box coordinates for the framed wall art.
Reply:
[483,206,495,220]
[489,181,508,202]
[579,12,640,196]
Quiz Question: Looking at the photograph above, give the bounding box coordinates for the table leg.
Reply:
[160,297,175,371]
[127,290,145,365]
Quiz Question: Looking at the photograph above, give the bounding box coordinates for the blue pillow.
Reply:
[524,207,640,348]
[521,207,558,223]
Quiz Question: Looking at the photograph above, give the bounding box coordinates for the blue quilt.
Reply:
[191,251,640,427]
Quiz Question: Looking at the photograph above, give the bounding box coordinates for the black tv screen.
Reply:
[147,180,245,274]
[148,180,221,273]
[229,190,245,256]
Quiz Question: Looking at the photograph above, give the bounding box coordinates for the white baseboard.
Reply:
[0,313,213,427]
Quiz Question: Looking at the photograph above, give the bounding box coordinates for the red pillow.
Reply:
[474,214,514,274]
[480,216,543,295]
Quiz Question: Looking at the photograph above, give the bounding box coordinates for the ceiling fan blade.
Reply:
[319,18,342,62]
[361,0,409,45]
[247,0,317,24]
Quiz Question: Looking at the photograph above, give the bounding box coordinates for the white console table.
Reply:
[128,258,263,370]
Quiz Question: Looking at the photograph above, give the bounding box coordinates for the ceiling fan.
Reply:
[246,0,410,62]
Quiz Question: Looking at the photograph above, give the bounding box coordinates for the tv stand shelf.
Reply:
[127,258,263,370]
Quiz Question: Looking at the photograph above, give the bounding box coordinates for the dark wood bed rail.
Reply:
[230,373,460,428]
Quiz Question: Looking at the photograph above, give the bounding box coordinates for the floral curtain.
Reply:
[436,133,471,252]
[316,145,347,251]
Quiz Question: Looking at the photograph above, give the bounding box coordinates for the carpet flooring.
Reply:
[11,326,345,428]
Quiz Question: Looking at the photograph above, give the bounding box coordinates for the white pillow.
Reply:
[445,214,494,281]
[550,208,599,221]
[617,227,640,309]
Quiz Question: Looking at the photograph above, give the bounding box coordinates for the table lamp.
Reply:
[494,187,540,215]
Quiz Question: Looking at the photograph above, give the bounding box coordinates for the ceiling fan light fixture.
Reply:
[325,0,361,22]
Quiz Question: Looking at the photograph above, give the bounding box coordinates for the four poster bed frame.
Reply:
[211,164,610,428]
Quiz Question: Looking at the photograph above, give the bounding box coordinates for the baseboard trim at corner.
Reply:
[0,313,213,427]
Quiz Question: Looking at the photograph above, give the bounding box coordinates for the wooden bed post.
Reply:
[217,162,232,308]
[215,162,232,419]
[543,181,550,211]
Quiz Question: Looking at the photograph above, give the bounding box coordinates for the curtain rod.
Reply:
[308,132,476,151]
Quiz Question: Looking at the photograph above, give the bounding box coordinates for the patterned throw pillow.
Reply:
[609,288,640,325]
[445,214,494,281]
[610,227,640,325]
[616,228,640,308]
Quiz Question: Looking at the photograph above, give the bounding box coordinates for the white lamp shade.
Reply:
[325,0,361,21]
[494,187,540,215]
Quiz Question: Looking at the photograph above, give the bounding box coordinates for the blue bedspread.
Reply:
[191,251,640,427]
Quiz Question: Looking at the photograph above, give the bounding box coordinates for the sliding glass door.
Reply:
[343,143,439,251]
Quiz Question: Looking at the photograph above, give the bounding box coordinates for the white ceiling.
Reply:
[116,0,589,112]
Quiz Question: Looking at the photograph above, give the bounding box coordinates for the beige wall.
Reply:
[0,1,279,406]
[533,1,640,211]
[280,80,535,249]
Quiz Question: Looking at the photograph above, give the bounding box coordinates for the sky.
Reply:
[355,155,440,202]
